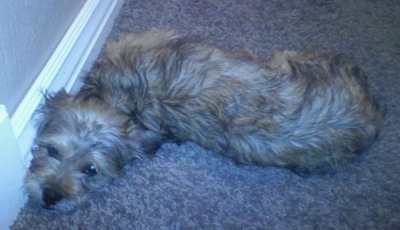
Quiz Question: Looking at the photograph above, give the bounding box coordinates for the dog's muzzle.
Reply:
[42,188,63,209]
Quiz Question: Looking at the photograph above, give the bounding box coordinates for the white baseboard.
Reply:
[0,105,26,230]
[11,0,124,164]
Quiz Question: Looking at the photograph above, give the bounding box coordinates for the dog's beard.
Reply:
[25,176,90,212]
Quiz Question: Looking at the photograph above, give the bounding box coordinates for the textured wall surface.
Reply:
[0,0,86,115]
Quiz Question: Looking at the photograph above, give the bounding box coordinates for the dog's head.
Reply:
[24,90,147,211]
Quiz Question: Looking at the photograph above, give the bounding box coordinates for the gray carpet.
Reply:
[11,0,400,229]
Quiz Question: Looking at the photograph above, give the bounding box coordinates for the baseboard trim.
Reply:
[11,0,124,163]
[0,105,26,229]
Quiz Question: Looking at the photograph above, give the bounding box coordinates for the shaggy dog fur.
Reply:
[25,29,381,211]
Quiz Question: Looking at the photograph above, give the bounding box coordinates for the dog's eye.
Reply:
[81,164,97,176]
[47,146,59,158]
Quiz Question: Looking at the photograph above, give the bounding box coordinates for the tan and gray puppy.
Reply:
[25,30,381,211]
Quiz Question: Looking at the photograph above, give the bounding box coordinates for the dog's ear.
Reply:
[34,89,72,135]
[92,127,162,177]
[124,123,166,159]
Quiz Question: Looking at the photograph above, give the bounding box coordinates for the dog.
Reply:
[24,29,381,211]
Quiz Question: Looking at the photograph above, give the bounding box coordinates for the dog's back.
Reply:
[80,30,381,173]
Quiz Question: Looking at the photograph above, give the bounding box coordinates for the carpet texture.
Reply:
[11,0,400,229]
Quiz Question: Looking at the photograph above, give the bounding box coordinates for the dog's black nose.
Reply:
[42,188,62,207]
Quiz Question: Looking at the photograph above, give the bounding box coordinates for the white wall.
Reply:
[0,0,86,116]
